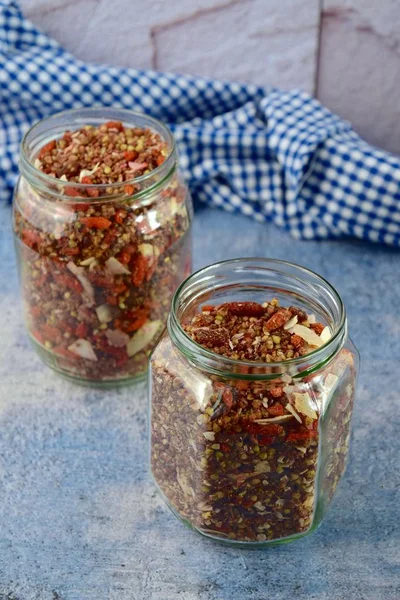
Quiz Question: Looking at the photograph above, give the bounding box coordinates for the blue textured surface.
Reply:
[0,202,399,600]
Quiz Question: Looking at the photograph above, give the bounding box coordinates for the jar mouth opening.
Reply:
[19,107,177,202]
[169,258,347,377]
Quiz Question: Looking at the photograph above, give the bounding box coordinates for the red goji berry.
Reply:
[124,185,134,196]
[123,151,138,162]
[86,187,100,198]
[123,308,149,333]
[105,121,123,131]
[115,209,127,225]
[32,330,45,345]
[258,434,274,445]
[75,322,89,338]
[80,216,112,229]
[286,430,318,442]
[65,187,82,198]
[22,229,42,250]
[53,272,83,294]
[63,247,80,256]
[38,140,56,158]
[106,295,119,306]
[269,387,283,398]
[71,202,90,212]
[268,403,285,416]
[118,246,133,264]
[222,389,234,409]
[41,324,61,343]
[132,254,147,286]
[259,423,284,436]
[53,345,75,359]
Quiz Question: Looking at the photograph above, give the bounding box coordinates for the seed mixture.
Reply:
[151,300,356,543]
[36,121,168,191]
[14,121,192,382]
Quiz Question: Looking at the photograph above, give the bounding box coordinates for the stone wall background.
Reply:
[20,0,400,155]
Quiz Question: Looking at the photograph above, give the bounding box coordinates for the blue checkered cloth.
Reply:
[1,0,400,246]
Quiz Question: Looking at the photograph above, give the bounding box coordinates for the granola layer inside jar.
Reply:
[151,300,356,543]
[13,117,192,383]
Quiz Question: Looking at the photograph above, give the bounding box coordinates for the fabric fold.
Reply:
[0,0,399,246]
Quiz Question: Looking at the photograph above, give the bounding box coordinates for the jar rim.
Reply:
[19,107,177,202]
[168,257,347,379]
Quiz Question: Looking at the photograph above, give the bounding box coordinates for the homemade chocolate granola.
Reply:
[14,120,192,382]
[151,300,356,543]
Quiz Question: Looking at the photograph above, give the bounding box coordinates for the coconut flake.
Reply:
[283,315,298,330]
[95,303,113,323]
[254,415,294,424]
[254,461,271,474]
[324,373,339,392]
[67,261,94,304]
[34,158,42,170]
[59,174,68,182]
[78,163,100,182]
[320,326,332,343]
[293,392,318,419]
[307,314,316,324]
[128,161,148,174]
[289,324,324,348]
[127,320,162,357]
[79,257,96,267]
[285,403,302,423]
[203,431,215,441]
[105,329,130,347]
[105,256,130,275]
[68,339,98,361]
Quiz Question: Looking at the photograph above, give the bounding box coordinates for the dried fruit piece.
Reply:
[310,322,325,335]
[80,216,112,229]
[222,302,265,317]
[265,308,291,331]
[194,327,229,348]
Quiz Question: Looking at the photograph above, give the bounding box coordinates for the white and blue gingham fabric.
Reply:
[1,0,400,247]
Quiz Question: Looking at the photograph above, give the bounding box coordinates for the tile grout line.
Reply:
[314,0,325,98]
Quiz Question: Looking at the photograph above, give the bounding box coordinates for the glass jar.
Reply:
[150,259,359,546]
[13,108,193,385]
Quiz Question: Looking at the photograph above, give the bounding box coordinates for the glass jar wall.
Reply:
[150,259,359,546]
[13,108,193,385]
